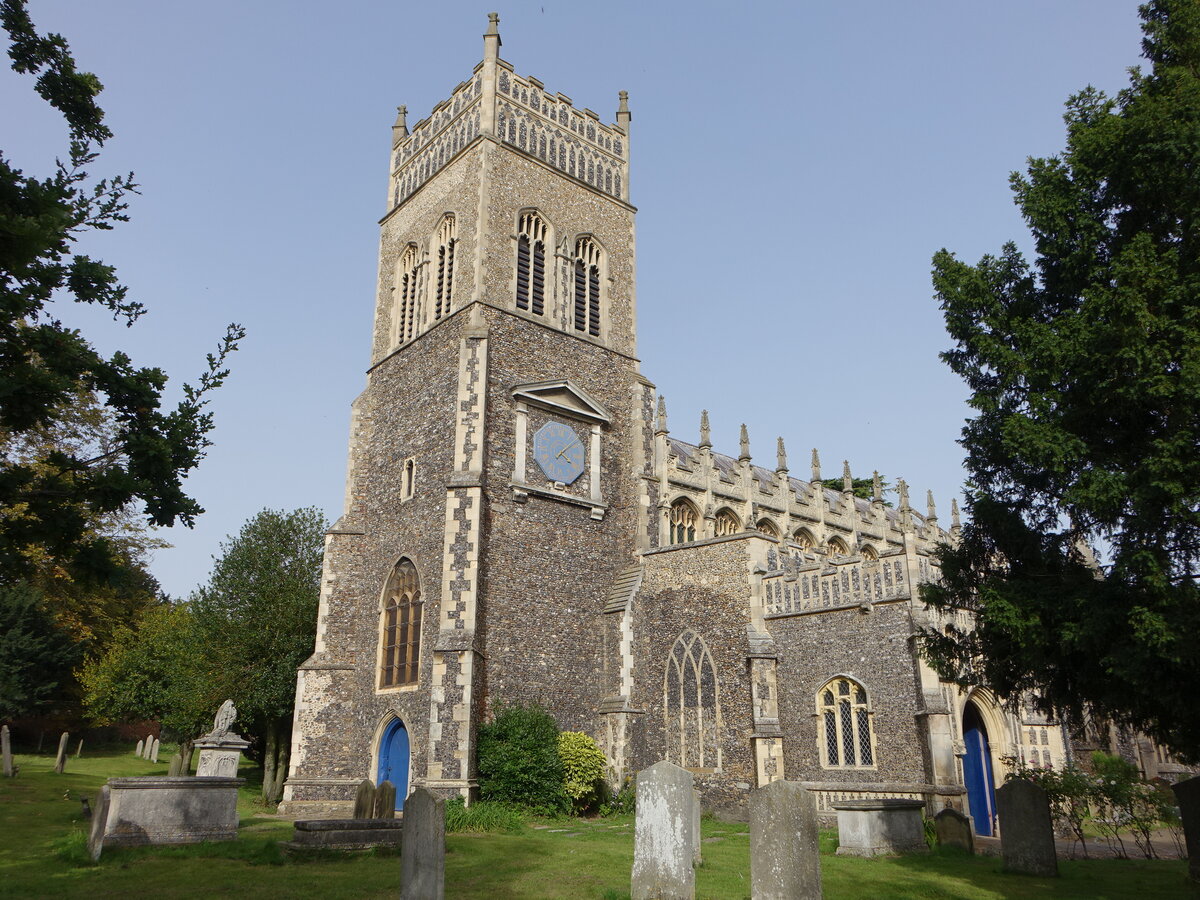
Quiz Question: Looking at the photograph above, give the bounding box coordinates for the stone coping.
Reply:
[830,799,926,811]
[295,819,404,832]
[107,776,244,790]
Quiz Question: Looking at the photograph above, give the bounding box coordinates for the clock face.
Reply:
[532,421,585,485]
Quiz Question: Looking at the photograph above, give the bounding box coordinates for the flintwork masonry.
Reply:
[281,15,1185,831]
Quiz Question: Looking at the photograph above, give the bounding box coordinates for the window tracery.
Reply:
[714,509,740,537]
[669,498,698,544]
[394,244,421,345]
[433,215,456,321]
[756,519,780,538]
[379,559,422,688]
[663,630,721,771]
[818,677,875,768]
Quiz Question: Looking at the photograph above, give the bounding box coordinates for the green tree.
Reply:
[922,1,1200,758]
[819,476,892,506]
[0,580,80,720]
[191,508,326,802]
[80,602,215,746]
[0,0,243,585]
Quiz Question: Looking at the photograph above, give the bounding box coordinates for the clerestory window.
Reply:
[714,509,740,537]
[515,211,548,315]
[669,498,698,544]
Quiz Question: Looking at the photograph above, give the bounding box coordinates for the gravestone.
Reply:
[135,739,144,758]
[144,734,154,759]
[933,807,974,853]
[1173,776,1200,882]
[2,725,13,777]
[150,738,160,763]
[631,761,695,900]
[691,788,702,865]
[996,779,1057,877]
[88,785,111,861]
[194,700,251,776]
[749,780,821,900]
[401,787,445,900]
[353,779,376,818]
[53,732,70,774]
[168,754,183,776]
[374,780,397,819]
[75,739,84,758]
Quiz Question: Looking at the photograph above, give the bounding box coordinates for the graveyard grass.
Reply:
[0,749,1195,899]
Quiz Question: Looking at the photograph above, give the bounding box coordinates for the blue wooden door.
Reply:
[962,703,996,836]
[377,719,410,812]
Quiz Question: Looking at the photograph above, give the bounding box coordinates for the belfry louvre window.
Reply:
[379,559,422,688]
[573,236,602,336]
[433,215,456,321]
[819,677,875,768]
[515,212,547,315]
[394,244,421,344]
[664,630,722,771]
[669,498,698,544]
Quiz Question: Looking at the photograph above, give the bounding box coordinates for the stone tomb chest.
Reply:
[831,798,929,857]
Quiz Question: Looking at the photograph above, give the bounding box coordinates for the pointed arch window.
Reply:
[669,498,698,544]
[793,528,814,551]
[714,508,741,537]
[756,519,780,538]
[664,630,722,771]
[394,244,421,345]
[861,544,879,561]
[573,236,602,336]
[515,211,547,315]
[379,559,422,688]
[826,536,849,556]
[818,677,875,768]
[433,215,456,321]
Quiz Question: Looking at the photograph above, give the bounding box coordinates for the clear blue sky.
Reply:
[3,1,1144,598]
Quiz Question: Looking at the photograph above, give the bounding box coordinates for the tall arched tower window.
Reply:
[433,215,456,321]
[573,236,602,336]
[818,676,875,768]
[515,211,548,315]
[669,498,698,544]
[664,630,721,770]
[379,558,422,688]
[394,244,421,345]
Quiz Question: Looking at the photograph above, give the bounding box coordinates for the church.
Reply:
[278,14,1088,836]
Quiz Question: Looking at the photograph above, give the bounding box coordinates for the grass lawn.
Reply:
[1,747,1196,898]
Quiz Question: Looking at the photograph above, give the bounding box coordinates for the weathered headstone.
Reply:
[374,780,397,819]
[150,738,160,763]
[135,739,144,758]
[75,738,84,758]
[2,725,13,777]
[353,779,376,818]
[194,700,251,776]
[749,780,822,900]
[631,761,695,900]
[691,788,702,865]
[88,785,110,861]
[996,779,1057,877]
[933,807,975,853]
[401,787,445,900]
[143,734,154,759]
[1173,775,1200,882]
[168,754,183,776]
[53,732,69,774]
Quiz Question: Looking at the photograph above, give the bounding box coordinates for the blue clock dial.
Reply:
[532,421,586,485]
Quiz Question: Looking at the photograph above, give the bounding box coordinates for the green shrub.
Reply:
[444,795,526,834]
[476,703,567,814]
[601,776,635,817]
[558,731,608,814]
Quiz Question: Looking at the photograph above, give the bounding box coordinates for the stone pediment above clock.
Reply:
[511,379,611,424]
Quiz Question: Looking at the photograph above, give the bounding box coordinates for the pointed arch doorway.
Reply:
[962,701,997,836]
[377,718,411,812]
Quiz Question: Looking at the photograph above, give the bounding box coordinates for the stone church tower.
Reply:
[282,15,1134,833]
[282,14,652,812]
